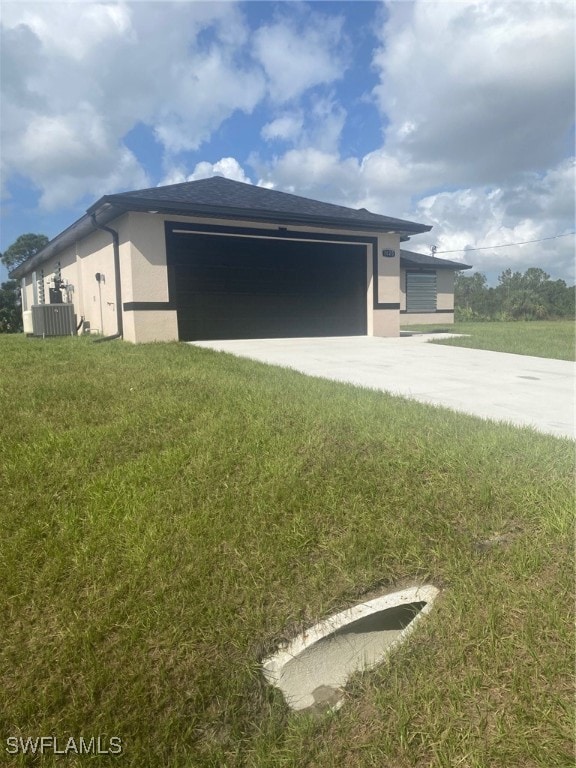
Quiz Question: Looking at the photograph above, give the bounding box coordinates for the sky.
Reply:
[1,0,574,285]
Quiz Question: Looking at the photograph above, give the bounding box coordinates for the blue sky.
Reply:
[1,0,574,284]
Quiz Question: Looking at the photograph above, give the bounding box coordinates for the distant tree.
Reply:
[0,280,22,333]
[0,233,49,270]
[454,271,495,319]
[540,278,575,318]
[455,266,575,321]
[506,288,548,320]
[0,234,49,333]
[455,271,488,306]
[522,267,551,290]
[495,268,524,301]
[496,267,575,319]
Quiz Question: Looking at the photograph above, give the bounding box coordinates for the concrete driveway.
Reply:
[191,335,575,440]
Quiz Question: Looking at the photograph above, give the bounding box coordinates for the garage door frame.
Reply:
[164,221,398,340]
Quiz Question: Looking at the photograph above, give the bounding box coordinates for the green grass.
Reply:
[402,320,575,360]
[1,335,574,767]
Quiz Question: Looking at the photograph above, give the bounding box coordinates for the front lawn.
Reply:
[1,335,573,767]
[402,319,575,360]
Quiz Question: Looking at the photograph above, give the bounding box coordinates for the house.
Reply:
[11,177,471,343]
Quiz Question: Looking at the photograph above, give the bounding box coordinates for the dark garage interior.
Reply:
[167,231,368,341]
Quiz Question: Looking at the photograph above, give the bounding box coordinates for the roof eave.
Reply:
[400,257,473,270]
[101,195,432,235]
[10,197,431,279]
[10,203,123,279]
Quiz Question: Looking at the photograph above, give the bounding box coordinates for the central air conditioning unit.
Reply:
[31,304,77,337]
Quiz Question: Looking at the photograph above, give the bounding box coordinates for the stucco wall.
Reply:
[75,229,119,336]
[22,228,120,336]
[21,273,35,311]
[401,312,454,326]
[123,212,171,304]
[126,310,179,344]
[437,270,455,310]
[374,234,401,337]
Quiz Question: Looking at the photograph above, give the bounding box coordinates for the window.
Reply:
[406,271,437,313]
[38,269,45,305]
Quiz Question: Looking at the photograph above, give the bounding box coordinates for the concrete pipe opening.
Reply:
[262,585,439,712]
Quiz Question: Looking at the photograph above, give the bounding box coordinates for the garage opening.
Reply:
[167,231,368,341]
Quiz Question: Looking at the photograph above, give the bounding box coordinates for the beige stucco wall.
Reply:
[127,310,179,344]
[117,212,176,342]
[374,234,401,337]
[437,270,455,310]
[123,212,172,304]
[21,274,35,311]
[401,312,454,326]
[400,268,455,326]
[75,229,118,336]
[23,228,119,336]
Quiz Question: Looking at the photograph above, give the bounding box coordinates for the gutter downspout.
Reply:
[90,214,123,341]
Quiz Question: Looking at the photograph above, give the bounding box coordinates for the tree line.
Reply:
[0,234,49,333]
[455,267,575,321]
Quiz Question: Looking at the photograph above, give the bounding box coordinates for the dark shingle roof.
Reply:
[11,177,432,278]
[400,249,472,270]
[91,176,431,235]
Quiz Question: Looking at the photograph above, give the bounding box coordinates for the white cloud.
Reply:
[261,114,304,143]
[254,1,575,282]
[254,145,438,218]
[2,100,148,210]
[261,96,347,154]
[41,148,149,211]
[254,148,360,203]
[306,96,347,154]
[414,160,576,281]
[252,8,347,102]
[0,1,133,60]
[186,157,253,184]
[0,2,261,206]
[153,46,265,154]
[162,157,252,186]
[373,0,575,184]
[1,0,573,285]
[1,1,351,209]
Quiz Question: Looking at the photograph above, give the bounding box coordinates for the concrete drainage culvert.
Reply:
[262,585,440,712]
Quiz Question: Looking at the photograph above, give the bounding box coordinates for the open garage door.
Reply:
[167,232,367,341]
